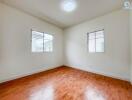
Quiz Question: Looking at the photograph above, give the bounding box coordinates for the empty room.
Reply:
[0,0,132,100]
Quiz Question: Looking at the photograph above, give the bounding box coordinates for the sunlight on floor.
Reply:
[85,87,106,100]
[30,84,54,100]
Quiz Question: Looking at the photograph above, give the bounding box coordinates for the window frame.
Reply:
[31,29,53,53]
[87,29,105,53]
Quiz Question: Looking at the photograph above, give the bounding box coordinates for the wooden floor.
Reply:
[0,66,132,100]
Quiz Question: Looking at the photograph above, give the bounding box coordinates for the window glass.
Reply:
[88,30,104,53]
[44,34,53,52]
[96,38,104,52]
[89,39,95,53]
[31,31,53,53]
[32,31,43,52]
[89,32,95,39]
[96,31,104,38]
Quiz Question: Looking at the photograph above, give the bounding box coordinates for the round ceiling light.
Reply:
[61,0,77,12]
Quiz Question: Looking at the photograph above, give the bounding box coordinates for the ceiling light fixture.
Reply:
[61,0,77,12]
[123,0,132,9]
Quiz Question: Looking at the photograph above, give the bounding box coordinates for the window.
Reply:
[44,33,53,52]
[88,30,104,53]
[32,31,44,52]
[32,31,53,52]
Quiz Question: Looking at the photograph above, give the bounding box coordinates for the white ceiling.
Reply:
[0,0,123,28]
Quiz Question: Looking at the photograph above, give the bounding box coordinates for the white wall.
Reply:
[130,10,132,83]
[0,2,131,83]
[0,3,64,83]
[64,9,130,81]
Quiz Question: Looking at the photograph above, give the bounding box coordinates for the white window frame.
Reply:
[87,29,105,53]
[31,30,53,53]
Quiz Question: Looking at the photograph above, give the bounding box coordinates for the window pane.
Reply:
[44,34,53,52]
[32,31,44,52]
[96,30,104,38]
[89,39,95,53]
[89,32,95,39]
[44,33,53,40]
[96,38,104,52]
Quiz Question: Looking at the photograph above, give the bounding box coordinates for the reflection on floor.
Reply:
[0,66,132,100]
